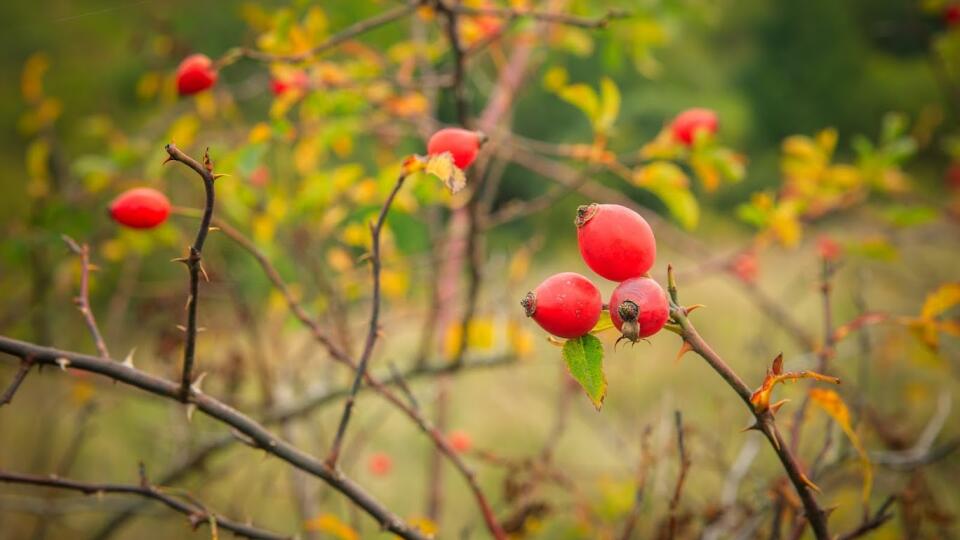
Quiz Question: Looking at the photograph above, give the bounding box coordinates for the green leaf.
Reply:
[652,185,699,230]
[561,334,606,410]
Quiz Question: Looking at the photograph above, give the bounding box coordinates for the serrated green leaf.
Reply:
[561,334,606,410]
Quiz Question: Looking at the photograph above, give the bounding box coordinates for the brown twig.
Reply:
[62,236,110,359]
[836,495,896,540]
[618,426,654,540]
[218,3,419,66]
[437,1,470,127]
[449,4,629,28]
[163,144,216,401]
[326,172,409,467]
[0,356,34,406]
[0,468,289,540]
[0,335,429,540]
[666,265,831,540]
[666,410,691,540]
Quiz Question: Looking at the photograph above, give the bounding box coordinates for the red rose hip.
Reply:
[522,272,602,339]
[176,54,218,96]
[427,128,484,169]
[109,187,171,229]
[609,277,669,343]
[271,70,310,96]
[670,108,718,146]
[576,203,656,282]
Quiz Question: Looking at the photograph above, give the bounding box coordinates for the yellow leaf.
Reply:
[920,283,960,320]
[557,83,599,122]
[596,77,620,133]
[424,153,466,193]
[543,66,568,92]
[304,513,358,540]
[248,122,272,144]
[167,114,199,148]
[136,72,161,101]
[380,269,409,299]
[508,321,535,358]
[21,52,49,103]
[443,318,495,359]
[809,388,872,506]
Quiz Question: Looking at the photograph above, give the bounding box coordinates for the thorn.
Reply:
[186,403,196,422]
[162,156,174,165]
[675,340,694,363]
[212,173,230,180]
[199,262,210,282]
[176,325,187,332]
[208,226,220,232]
[185,295,192,310]
[55,357,70,371]
[770,399,790,415]
[799,470,821,493]
[191,372,207,394]
[122,348,136,369]
[171,256,189,265]
[203,147,213,173]
[683,304,705,314]
[197,326,207,333]
[741,422,762,433]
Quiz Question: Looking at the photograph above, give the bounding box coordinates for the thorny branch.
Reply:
[0,335,429,540]
[326,172,409,467]
[666,410,691,540]
[0,468,288,540]
[666,265,832,540]
[0,355,33,407]
[62,235,110,359]
[163,143,216,401]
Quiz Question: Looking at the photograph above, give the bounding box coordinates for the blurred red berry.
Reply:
[271,70,310,96]
[946,5,960,25]
[109,187,171,229]
[670,108,719,146]
[730,251,759,284]
[576,203,657,282]
[817,236,842,262]
[367,452,393,476]
[609,277,669,343]
[448,430,473,453]
[176,54,218,96]
[946,162,960,190]
[522,272,602,339]
[250,165,270,187]
[427,128,484,169]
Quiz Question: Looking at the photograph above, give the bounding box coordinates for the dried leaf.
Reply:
[424,152,467,193]
[304,513,359,540]
[750,354,839,414]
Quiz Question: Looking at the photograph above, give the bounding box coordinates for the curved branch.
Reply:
[0,336,428,540]
[0,469,288,540]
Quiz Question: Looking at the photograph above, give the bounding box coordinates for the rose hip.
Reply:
[670,108,718,146]
[109,187,171,229]
[576,203,656,282]
[609,277,669,343]
[522,272,602,339]
[427,128,484,169]
[176,54,218,96]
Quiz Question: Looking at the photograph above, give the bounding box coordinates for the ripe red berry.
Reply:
[271,70,310,96]
[109,187,171,229]
[522,272,602,339]
[448,430,473,453]
[730,250,758,284]
[176,54,218,96]
[816,236,842,262]
[670,108,718,146]
[427,128,484,169]
[576,204,656,282]
[368,452,393,476]
[946,5,960,26]
[609,277,669,343]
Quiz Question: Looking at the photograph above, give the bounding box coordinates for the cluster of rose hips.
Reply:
[522,204,670,344]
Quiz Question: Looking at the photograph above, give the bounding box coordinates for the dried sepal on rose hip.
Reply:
[109,187,171,229]
[427,128,486,169]
[576,203,657,282]
[609,276,669,345]
[176,54,218,96]
[522,272,602,339]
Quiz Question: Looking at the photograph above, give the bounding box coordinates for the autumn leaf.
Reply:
[590,311,615,334]
[809,389,873,507]
[907,283,960,351]
[750,354,840,414]
[424,152,467,193]
[304,513,359,540]
[831,312,888,343]
[561,334,606,410]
